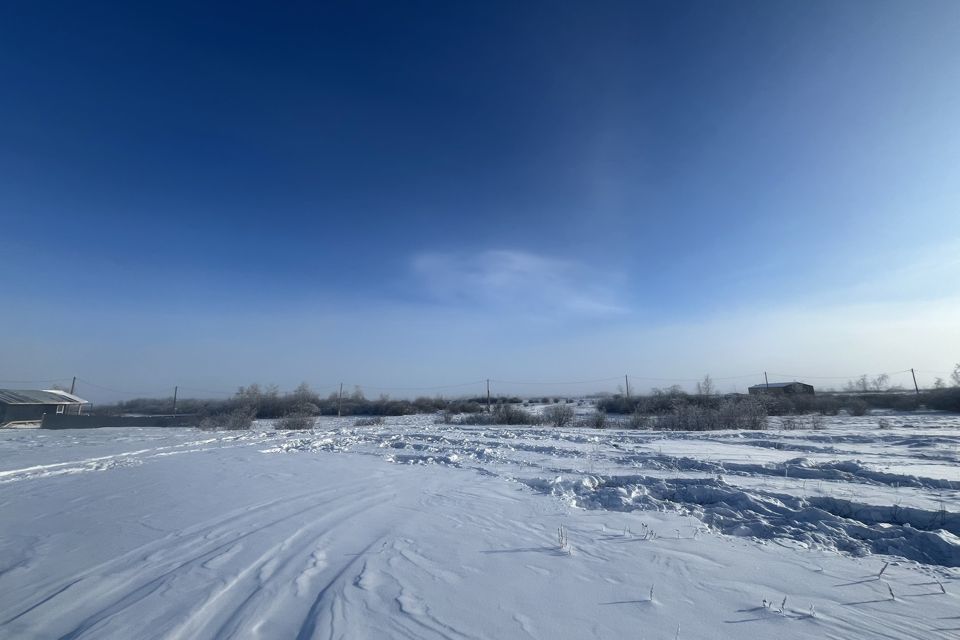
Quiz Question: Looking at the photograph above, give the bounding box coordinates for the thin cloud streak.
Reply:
[410,249,627,317]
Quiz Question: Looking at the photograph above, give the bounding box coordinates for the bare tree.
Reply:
[293,382,313,401]
[696,374,715,396]
[870,374,889,392]
[845,375,870,393]
[934,377,946,389]
[952,363,960,387]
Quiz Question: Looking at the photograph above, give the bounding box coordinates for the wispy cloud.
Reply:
[410,249,626,317]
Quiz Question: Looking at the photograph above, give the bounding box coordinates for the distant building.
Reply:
[0,389,89,427]
[748,382,815,396]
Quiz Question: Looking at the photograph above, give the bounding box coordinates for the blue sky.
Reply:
[2,1,959,400]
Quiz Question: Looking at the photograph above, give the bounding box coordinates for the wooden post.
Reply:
[337,383,343,417]
[172,386,178,415]
[69,376,76,395]
[486,379,491,413]
[911,368,920,396]
[624,374,630,399]
[764,371,769,390]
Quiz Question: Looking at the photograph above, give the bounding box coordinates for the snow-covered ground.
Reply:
[1,413,958,639]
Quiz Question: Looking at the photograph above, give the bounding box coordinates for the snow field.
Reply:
[1,413,958,639]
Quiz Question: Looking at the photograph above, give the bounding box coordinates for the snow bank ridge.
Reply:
[522,474,960,567]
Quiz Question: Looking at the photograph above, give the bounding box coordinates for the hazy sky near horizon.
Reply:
[2,1,959,401]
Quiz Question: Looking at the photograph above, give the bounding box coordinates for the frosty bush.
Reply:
[492,404,539,425]
[588,409,607,429]
[199,408,255,431]
[927,387,960,412]
[845,398,869,416]
[454,412,496,426]
[543,404,575,428]
[629,410,651,429]
[455,404,539,426]
[354,416,384,426]
[276,412,315,430]
[813,396,841,415]
[433,411,455,425]
[718,397,767,430]
[652,397,766,431]
[297,402,321,416]
[754,394,794,416]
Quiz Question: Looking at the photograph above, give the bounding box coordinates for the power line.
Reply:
[74,378,169,397]
[357,380,487,392]
[490,376,622,386]
[624,373,764,382]
[175,386,236,397]
[768,369,912,381]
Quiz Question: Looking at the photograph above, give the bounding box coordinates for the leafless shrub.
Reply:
[354,416,384,426]
[543,404,575,428]
[199,407,255,431]
[454,412,496,426]
[433,411,455,424]
[297,402,321,416]
[654,397,766,431]
[588,409,607,429]
[754,394,794,416]
[629,410,651,429]
[276,412,315,430]
[488,404,538,425]
[814,396,841,415]
[456,404,540,426]
[845,398,869,416]
[718,397,767,430]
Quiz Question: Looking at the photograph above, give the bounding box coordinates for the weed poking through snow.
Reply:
[557,524,569,552]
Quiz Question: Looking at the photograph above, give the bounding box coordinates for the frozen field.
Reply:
[1,413,958,639]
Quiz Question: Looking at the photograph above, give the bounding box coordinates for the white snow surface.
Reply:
[1,413,959,639]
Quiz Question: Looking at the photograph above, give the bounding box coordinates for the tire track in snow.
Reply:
[180,493,395,640]
[0,435,269,485]
[295,537,385,640]
[4,485,392,639]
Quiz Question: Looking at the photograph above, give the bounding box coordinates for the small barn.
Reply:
[0,389,89,427]
[748,382,815,396]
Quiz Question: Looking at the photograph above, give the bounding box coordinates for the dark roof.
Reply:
[748,382,812,389]
[0,389,88,405]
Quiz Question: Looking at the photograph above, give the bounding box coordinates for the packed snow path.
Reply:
[1,416,958,639]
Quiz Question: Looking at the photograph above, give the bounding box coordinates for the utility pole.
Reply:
[172,386,178,416]
[69,376,76,395]
[764,371,769,390]
[486,379,491,413]
[624,374,631,399]
[911,368,920,396]
[337,383,343,417]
